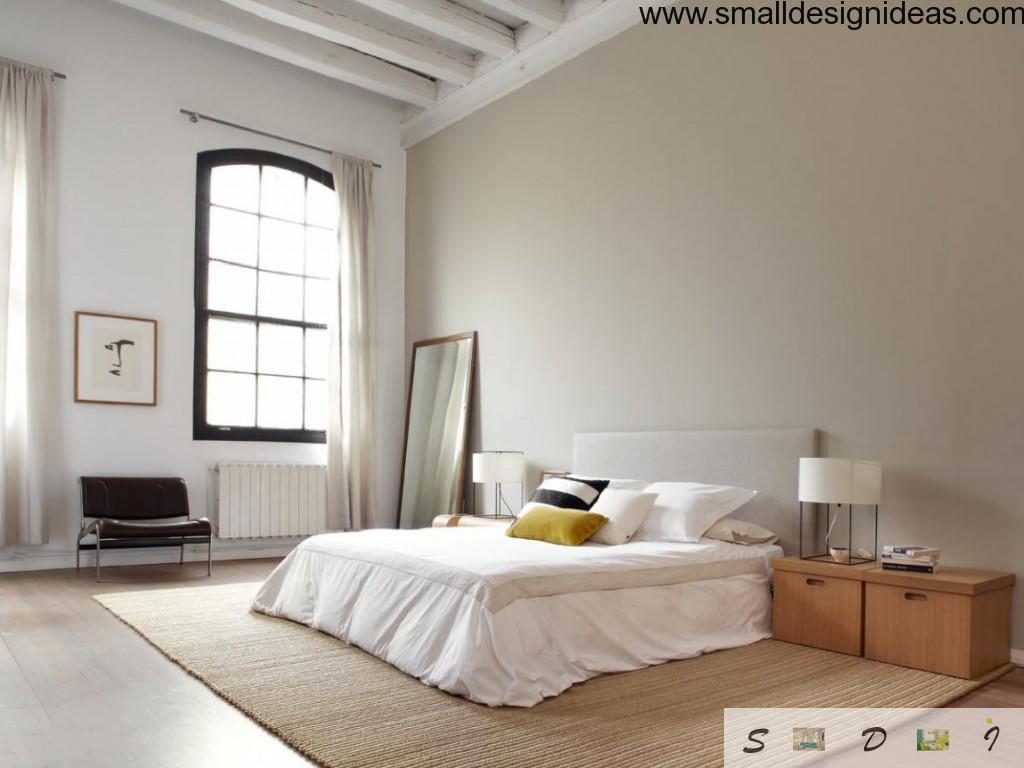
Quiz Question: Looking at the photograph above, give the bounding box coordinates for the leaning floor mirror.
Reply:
[397,332,476,528]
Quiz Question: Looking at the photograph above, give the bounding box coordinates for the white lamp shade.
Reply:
[798,458,882,505]
[472,452,525,484]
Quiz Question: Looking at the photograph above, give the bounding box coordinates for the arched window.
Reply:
[193,149,334,443]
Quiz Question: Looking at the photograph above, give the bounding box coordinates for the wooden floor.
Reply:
[951,664,1024,707]
[0,558,312,768]
[1,560,1020,768]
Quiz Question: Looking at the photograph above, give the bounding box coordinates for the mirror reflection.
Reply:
[398,333,475,528]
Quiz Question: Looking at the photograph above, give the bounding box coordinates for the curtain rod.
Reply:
[0,56,66,80]
[179,109,382,169]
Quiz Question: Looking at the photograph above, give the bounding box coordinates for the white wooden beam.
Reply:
[221,0,476,85]
[402,0,637,146]
[110,0,437,106]
[477,0,564,31]
[351,0,516,58]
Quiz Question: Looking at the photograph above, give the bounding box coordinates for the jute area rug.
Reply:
[95,583,1008,768]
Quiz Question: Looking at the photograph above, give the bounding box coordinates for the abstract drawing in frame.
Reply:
[74,311,158,406]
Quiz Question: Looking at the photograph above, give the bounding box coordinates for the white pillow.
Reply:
[704,517,778,546]
[633,482,758,543]
[587,489,658,545]
[569,475,648,491]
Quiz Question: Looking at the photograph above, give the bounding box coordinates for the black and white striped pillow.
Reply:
[528,475,610,511]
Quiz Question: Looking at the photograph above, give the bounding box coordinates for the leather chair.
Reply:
[77,477,212,581]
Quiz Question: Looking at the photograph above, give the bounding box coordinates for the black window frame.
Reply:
[193,148,333,443]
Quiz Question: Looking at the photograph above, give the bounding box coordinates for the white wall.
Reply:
[0,0,407,564]
[406,24,1024,642]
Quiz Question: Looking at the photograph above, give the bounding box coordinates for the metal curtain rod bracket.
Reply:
[179,109,382,169]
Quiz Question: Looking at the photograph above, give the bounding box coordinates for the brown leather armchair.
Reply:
[77,477,212,581]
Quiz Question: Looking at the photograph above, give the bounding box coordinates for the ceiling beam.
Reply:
[350,0,516,58]
[402,0,636,146]
[110,0,437,106]
[221,0,477,85]
[476,0,564,31]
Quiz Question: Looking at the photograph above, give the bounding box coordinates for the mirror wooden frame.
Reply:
[397,331,476,527]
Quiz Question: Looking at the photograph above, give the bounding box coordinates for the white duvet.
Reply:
[252,526,781,706]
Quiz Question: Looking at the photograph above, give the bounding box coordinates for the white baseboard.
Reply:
[0,538,302,573]
[1012,648,1024,666]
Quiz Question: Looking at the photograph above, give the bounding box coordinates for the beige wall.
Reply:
[406,24,1024,644]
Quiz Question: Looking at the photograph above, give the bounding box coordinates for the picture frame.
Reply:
[74,311,158,406]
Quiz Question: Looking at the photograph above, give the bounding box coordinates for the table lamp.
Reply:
[472,451,525,517]
[798,458,881,565]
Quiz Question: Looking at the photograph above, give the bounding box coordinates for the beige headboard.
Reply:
[572,428,818,555]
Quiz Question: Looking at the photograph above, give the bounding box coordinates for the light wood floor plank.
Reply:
[0,704,59,768]
[0,635,42,710]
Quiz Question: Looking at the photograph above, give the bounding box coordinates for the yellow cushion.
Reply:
[506,504,608,546]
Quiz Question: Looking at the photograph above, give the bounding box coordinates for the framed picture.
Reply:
[74,311,158,406]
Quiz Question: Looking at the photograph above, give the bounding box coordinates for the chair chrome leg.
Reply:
[77,521,96,575]
[180,542,185,566]
[95,538,101,583]
[207,537,212,577]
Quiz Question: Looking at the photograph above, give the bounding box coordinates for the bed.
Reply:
[252,428,818,707]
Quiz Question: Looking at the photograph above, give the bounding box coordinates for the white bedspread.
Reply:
[252,527,781,706]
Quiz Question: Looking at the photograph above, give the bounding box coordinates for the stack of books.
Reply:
[881,545,941,573]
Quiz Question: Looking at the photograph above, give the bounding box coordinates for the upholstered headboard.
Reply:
[572,428,818,555]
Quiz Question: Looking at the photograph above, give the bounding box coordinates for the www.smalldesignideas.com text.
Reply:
[638,1,1023,29]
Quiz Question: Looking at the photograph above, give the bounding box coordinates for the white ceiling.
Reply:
[108,0,639,146]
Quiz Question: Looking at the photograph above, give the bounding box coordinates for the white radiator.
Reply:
[216,463,327,539]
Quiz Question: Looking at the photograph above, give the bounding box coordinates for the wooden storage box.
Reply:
[864,567,1014,679]
[773,558,874,656]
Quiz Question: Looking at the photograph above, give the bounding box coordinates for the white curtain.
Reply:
[0,60,53,546]
[326,155,376,531]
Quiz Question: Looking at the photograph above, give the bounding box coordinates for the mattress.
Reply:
[252,527,782,706]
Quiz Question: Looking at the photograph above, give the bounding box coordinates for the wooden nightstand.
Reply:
[863,566,1014,679]
[432,515,514,528]
[773,557,1015,679]
[772,556,876,656]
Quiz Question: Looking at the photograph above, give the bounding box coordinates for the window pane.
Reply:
[260,166,305,222]
[208,262,256,315]
[305,278,330,324]
[305,227,335,278]
[211,164,259,212]
[257,272,303,321]
[305,379,327,431]
[208,318,256,372]
[258,324,303,376]
[207,372,256,426]
[209,206,257,266]
[305,328,328,379]
[306,180,336,228]
[257,375,303,429]
[259,217,304,274]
